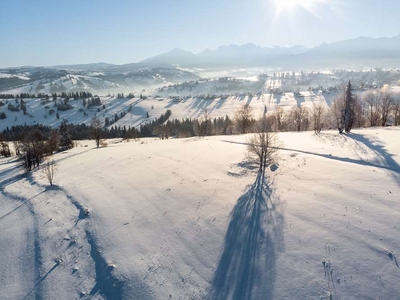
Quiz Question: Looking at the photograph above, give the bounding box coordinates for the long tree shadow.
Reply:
[349,133,400,185]
[215,96,228,109]
[211,172,284,300]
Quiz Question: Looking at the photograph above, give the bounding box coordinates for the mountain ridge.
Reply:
[139,35,400,68]
[3,35,400,70]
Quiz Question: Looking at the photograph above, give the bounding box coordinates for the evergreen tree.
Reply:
[59,120,73,150]
[339,81,355,133]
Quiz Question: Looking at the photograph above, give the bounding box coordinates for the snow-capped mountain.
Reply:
[140,36,400,68]
[141,43,309,67]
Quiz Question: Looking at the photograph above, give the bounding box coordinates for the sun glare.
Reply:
[275,0,316,12]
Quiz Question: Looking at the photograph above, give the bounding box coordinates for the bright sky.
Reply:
[1,0,400,67]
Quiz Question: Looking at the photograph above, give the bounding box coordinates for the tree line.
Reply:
[2,81,400,174]
[0,92,94,100]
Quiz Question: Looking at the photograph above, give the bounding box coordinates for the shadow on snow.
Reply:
[211,172,284,300]
[349,133,400,185]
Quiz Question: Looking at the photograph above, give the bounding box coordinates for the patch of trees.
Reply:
[53,92,93,100]
[7,103,20,112]
[234,104,255,134]
[139,110,172,137]
[86,96,102,108]
[1,121,73,171]
[0,94,15,99]
[56,98,73,111]
[7,99,27,114]
[0,92,93,100]
[17,93,37,99]
[2,82,400,160]
[19,130,48,171]
[325,82,400,131]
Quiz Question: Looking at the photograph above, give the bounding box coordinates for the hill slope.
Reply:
[1,128,400,299]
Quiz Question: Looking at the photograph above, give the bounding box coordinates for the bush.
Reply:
[0,134,11,157]
[20,131,46,172]
[42,160,56,186]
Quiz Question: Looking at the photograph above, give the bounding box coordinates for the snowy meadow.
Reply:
[1,128,399,299]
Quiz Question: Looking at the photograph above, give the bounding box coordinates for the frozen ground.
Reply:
[1,127,400,299]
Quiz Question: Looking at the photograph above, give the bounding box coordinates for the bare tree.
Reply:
[312,103,325,133]
[90,116,103,147]
[155,123,171,140]
[288,105,309,132]
[393,96,400,126]
[20,131,46,172]
[42,160,56,186]
[234,104,253,134]
[13,139,22,156]
[363,90,380,127]
[273,106,285,131]
[329,95,345,130]
[378,89,394,126]
[194,109,211,137]
[353,95,366,128]
[246,116,279,174]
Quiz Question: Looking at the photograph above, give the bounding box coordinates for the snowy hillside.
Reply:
[0,66,200,95]
[1,128,399,299]
[0,91,342,131]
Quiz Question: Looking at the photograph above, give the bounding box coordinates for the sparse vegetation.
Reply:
[246,115,279,173]
[42,159,56,186]
[90,116,103,148]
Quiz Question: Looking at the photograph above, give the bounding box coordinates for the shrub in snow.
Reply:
[42,160,56,186]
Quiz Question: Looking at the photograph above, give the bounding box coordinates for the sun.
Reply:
[275,0,316,13]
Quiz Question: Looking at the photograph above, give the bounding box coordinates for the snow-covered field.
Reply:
[1,127,399,299]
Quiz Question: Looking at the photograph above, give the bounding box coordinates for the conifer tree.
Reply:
[59,120,73,150]
[339,81,355,133]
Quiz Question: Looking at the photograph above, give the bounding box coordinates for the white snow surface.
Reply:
[1,128,400,299]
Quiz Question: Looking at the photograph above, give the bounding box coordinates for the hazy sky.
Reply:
[1,0,400,67]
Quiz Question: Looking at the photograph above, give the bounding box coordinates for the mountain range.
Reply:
[139,35,400,68]
[2,35,400,94]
